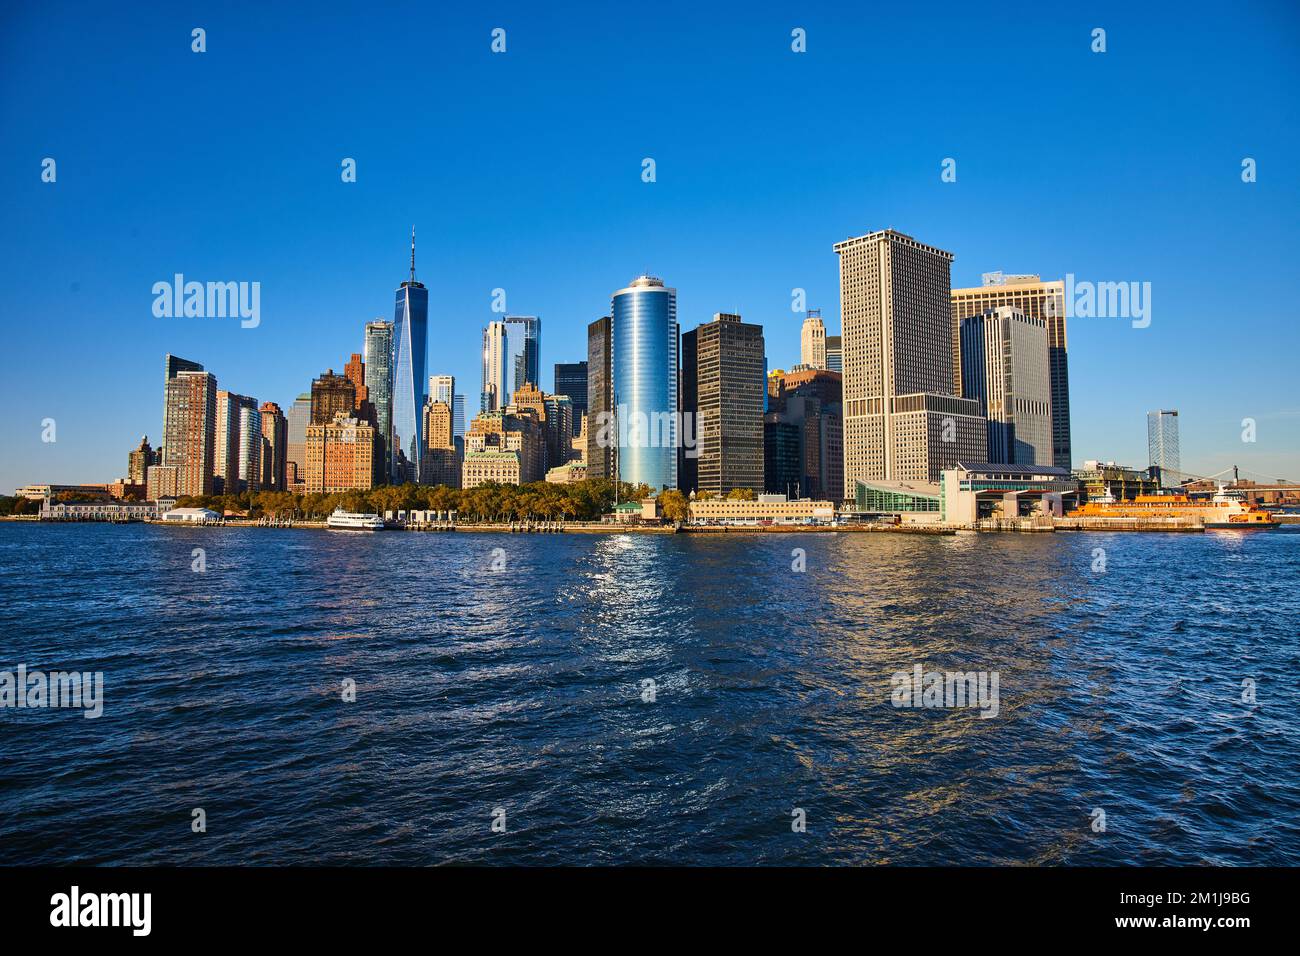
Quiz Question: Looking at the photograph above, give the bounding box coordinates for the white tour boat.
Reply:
[326,508,384,531]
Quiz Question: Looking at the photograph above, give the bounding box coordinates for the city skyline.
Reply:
[3,3,1299,492]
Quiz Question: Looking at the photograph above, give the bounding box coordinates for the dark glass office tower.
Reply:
[554,361,588,434]
[391,229,429,483]
[364,320,393,481]
[586,317,612,480]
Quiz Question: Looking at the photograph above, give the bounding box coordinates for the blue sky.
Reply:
[2,0,1298,492]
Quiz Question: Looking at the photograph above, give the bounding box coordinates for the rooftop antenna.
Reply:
[410,226,416,282]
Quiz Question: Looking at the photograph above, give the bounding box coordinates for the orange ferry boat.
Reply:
[1069,486,1279,529]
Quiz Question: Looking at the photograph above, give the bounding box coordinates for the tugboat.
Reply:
[326,508,384,531]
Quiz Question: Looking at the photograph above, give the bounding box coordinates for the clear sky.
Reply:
[2,0,1297,493]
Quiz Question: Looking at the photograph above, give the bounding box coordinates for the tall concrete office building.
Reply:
[610,276,678,491]
[960,307,1052,466]
[1147,409,1181,488]
[162,369,217,497]
[680,313,766,495]
[586,316,613,480]
[392,229,429,482]
[800,310,827,370]
[952,273,1072,469]
[363,320,393,478]
[834,228,985,486]
[481,320,510,413]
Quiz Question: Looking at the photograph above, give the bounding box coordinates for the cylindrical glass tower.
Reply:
[611,275,678,491]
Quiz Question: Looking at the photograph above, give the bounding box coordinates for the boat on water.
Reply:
[326,508,384,531]
[1069,485,1279,529]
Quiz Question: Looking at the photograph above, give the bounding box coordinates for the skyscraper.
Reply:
[127,436,156,485]
[952,273,1072,470]
[392,228,429,482]
[554,361,588,434]
[214,390,239,493]
[285,393,311,487]
[481,321,510,413]
[363,320,393,479]
[824,335,842,374]
[260,401,287,491]
[1148,409,1181,489]
[452,394,466,439]
[310,370,355,426]
[960,307,1053,466]
[834,229,985,486]
[235,398,262,493]
[800,310,827,369]
[505,315,541,389]
[586,316,613,480]
[611,276,678,491]
[162,369,217,497]
[429,374,455,408]
[161,354,203,463]
[681,313,766,496]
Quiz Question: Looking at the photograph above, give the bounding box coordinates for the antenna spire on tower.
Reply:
[410,226,416,282]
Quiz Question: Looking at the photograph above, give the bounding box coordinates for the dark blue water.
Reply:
[1,522,1297,865]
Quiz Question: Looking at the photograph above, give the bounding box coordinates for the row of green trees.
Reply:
[173,478,679,523]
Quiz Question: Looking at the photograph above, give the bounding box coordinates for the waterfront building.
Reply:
[554,361,588,433]
[213,390,237,493]
[392,229,429,483]
[611,276,679,490]
[467,409,544,483]
[1147,409,1181,489]
[959,306,1053,466]
[127,436,156,485]
[586,316,613,480]
[800,310,827,369]
[285,393,311,487]
[952,273,1072,470]
[260,401,288,491]
[854,478,942,516]
[688,494,836,526]
[680,312,766,496]
[423,399,461,487]
[940,462,1079,524]
[41,499,160,521]
[825,335,843,373]
[363,320,394,477]
[1074,460,1161,501]
[105,480,145,500]
[304,411,376,493]
[835,229,986,485]
[540,391,575,471]
[462,450,522,488]
[310,370,355,426]
[163,369,217,497]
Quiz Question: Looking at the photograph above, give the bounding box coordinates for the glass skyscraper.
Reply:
[1147,409,1181,488]
[391,230,428,483]
[363,320,393,479]
[505,315,541,389]
[611,275,678,490]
